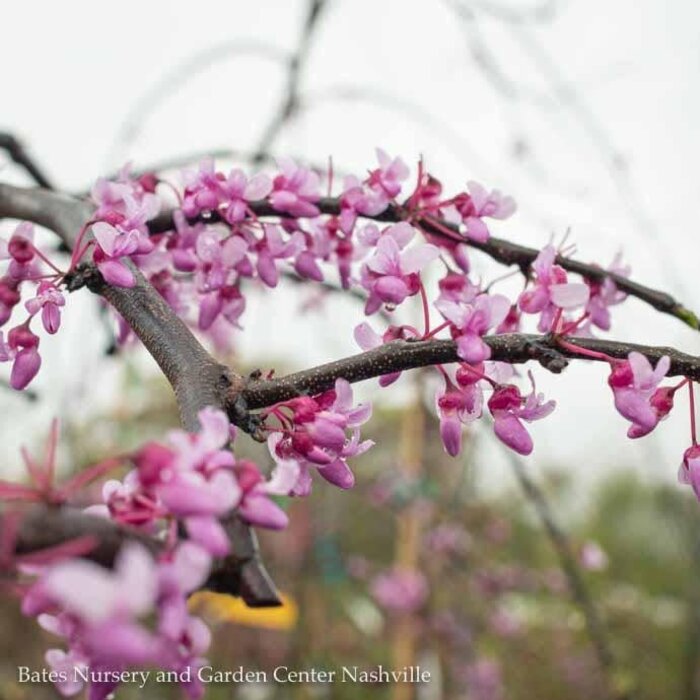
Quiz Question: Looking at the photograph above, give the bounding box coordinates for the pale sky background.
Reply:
[1,0,699,496]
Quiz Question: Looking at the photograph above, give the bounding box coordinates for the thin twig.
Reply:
[0,133,54,189]
[498,441,630,700]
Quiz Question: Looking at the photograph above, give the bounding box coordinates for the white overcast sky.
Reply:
[1,0,699,495]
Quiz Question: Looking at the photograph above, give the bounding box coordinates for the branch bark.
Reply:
[238,333,700,410]
[148,197,700,332]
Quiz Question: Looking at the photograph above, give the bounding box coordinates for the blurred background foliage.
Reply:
[0,356,698,700]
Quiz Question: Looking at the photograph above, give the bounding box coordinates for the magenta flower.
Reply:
[436,375,483,456]
[254,225,305,288]
[182,160,272,225]
[3,223,42,282]
[235,456,299,530]
[370,568,428,613]
[220,168,272,224]
[608,352,670,435]
[488,373,556,455]
[452,181,516,242]
[518,245,590,331]
[0,278,21,327]
[436,293,510,364]
[366,148,410,200]
[584,252,630,333]
[361,223,439,313]
[0,326,41,390]
[25,282,65,334]
[679,444,700,501]
[91,221,140,288]
[269,158,321,218]
[32,541,213,700]
[267,379,373,492]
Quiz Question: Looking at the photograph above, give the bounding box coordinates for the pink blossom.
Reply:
[518,245,589,332]
[5,222,40,281]
[488,373,555,455]
[267,380,373,492]
[0,327,41,390]
[436,374,484,456]
[451,181,516,242]
[584,253,630,332]
[608,352,670,435]
[370,568,428,613]
[254,225,305,288]
[366,148,410,200]
[361,223,439,313]
[269,158,321,218]
[580,541,609,571]
[436,293,510,364]
[91,221,139,288]
[32,542,213,700]
[679,444,700,500]
[182,160,271,224]
[235,456,299,530]
[25,282,65,334]
[0,278,21,327]
[220,169,272,224]
[339,175,389,233]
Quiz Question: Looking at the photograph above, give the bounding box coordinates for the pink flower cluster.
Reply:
[97,407,297,554]
[266,379,373,493]
[25,542,212,700]
[0,223,65,389]
[1,151,696,500]
[3,394,375,697]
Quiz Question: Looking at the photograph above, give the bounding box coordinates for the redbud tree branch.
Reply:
[0,182,279,606]
[0,176,698,604]
[238,333,700,411]
[150,198,699,331]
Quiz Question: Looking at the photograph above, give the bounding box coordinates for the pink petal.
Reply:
[550,283,590,309]
[92,222,119,256]
[493,414,533,455]
[238,493,289,530]
[400,244,440,274]
[464,217,489,242]
[374,276,409,304]
[198,293,222,330]
[98,260,135,288]
[294,251,324,281]
[613,388,657,429]
[244,173,272,200]
[440,417,462,457]
[354,322,382,351]
[11,348,41,390]
[185,516,230,556]
[457,333,490,364]
[317,460,355,489]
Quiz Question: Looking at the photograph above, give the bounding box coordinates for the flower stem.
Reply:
[689,381,697,446]
[557,338,616,363]
[418,279,431,337]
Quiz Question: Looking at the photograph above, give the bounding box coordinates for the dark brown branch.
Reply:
[0,133,54,190]
[251,0,327,162]
[149,196,699,332]
[13,506,160,566]
[499,442,629,700]
[239,333,700,410]
[0,183,280,606]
